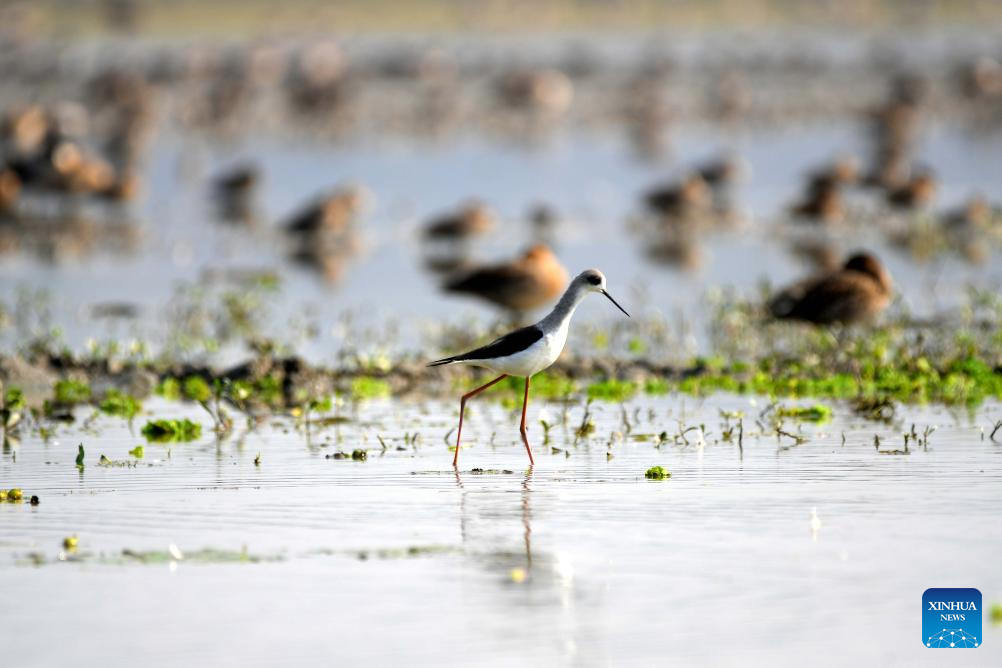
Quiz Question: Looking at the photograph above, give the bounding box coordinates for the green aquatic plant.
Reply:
[775,404,832,422]
[99,390,142,420]
[53,379,91,405]
[141,419,202,442]
[587,379,637,401]
[1,488,25,502]
[75,444,85,468]
[350,377,390,400]
[155,377,182,401]
[351,448,367,461]
[182,376,212,403]
[1,384,24,430]
[128,445,144,458]
[645,466,670,480]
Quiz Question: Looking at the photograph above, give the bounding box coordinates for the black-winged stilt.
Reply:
[430,269,629,467]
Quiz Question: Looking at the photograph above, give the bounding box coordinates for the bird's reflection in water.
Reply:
[453,467,535,574]
[452,466,580,662]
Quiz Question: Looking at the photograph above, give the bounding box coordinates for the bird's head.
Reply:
[575,269,630,317]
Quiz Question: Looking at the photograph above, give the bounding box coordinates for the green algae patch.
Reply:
[350,377,390,400]
[99,390,142,420]
[775,403,832,422]
[182,376,213,403]
[587,379,637,401]
[141,418,202,442]
[645,466,671,480]
[155,377,182,401]
[53,379,91,405]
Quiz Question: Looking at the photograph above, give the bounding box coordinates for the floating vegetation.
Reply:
[75,444,85,468]
[350,377,390,400]
[587,379,637,402]
[355,545,459,560]
[155,378,182,401]
[98,390,142,420]
[645,466,671,480]
[98,454,138,468]
[128,445,144,458]
[775,404,832,422]
[2,385,24,430]
[1,488,24,502]
[141,418,202,442]
[351,449,367,461]
[119,547,281,565]
[852,396,896,422]
[52,379,92,406]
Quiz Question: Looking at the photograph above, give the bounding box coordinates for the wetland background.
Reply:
[2,1,1002,665]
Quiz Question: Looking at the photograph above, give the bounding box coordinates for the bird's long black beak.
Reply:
[601,290,630,317]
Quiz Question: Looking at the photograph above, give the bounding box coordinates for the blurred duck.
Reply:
[212,163,260,223]
[769,252,892,325]
[942,195,992,230]
[423,201,494,240]
[212,163,259,200]
[0,168,21,214]
[283,185,367,235]
[696,153,748,191]
[886,172,937,210]
[496,68,574,116]
[444,244,568,313]
[790,179,844,224]
[644,174,711,217]
[806,156,859,191]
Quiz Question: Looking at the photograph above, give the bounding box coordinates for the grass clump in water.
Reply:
[53,379,91,405]
[587,379,637,401]
[645,466,670,480]
[141,418,202,442]
[350,377,390,400]
[99,390,142,420]
[775,403,832,422]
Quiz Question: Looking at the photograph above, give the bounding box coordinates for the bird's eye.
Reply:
[587,275,601,285]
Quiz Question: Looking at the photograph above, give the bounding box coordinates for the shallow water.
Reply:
[3,121,1002,360]
[2,394,1001,665]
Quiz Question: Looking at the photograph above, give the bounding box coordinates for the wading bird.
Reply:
[430,269,629,467]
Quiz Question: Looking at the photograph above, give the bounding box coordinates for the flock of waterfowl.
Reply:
[2,33,1002,330]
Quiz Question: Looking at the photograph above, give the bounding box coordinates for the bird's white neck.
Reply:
[538,282,587,332]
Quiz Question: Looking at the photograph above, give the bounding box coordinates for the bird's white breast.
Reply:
[472,324,568,377]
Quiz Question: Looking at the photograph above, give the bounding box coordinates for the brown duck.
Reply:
[445,244,568,313]
[423,201,494,240]
[769,252,892,325]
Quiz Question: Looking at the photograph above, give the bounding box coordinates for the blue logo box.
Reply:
[923,588,982,648]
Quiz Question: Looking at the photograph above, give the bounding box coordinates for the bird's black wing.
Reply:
[428,325,544,366]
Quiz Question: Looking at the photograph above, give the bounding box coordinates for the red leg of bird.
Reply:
[453,374,508,467]
[519,376,535,466]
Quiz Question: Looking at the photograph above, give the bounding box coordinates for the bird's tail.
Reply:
[427,357,458,367]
